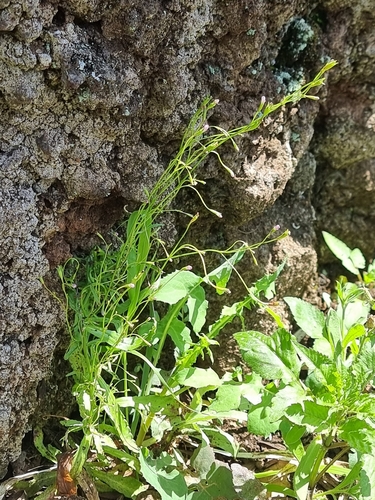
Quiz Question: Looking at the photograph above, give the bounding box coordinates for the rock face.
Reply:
[1,0,375,477]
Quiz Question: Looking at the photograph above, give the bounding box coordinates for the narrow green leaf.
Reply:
[293,438,325,500]
[33,427,58,463]
[326,308,341,351]
[71,433,92,478]
[264,484,298,498]
[279,420,306,461]
[102,445,140,471]
[102,386,138,453]
[284,297,325,339]
[90,468,145,498]
[117,395,179,416]
[187,286,208,333]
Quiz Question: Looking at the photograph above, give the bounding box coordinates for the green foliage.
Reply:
[22,61,337,500]
[323,231,366,277]
[235,240,375,499]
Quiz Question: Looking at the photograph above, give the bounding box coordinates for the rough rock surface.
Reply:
[1,0,375,477]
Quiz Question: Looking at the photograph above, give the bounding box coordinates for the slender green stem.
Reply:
[314,446,350,486]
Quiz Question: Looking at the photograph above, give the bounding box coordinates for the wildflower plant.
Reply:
[3,60,340,500]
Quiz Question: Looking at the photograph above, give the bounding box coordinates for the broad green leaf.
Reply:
[340,417,375,455]
[322,231,359,274]
[116,395,179,416]
[190,434,215,479]
[209,383,243,412]
[342,256,362,275]
[240,373,265,405]
[304,369,339,405]
[279,420,306,461]
[152,270,201,304]
[343,324,366,349]
[350,248,366,269]
[252,260,286,300]
[89,468,145,497]
[139,449,190,500]
[293,438,325,500]
[205,247,246,294]
[231,463,265,500]
[191,462,238,500]
[200,427,239,456]
[286,401,331,433]
[174,367,221,388]
[292,339,339,397]
[210,375,263,412]
[269,384,306,422]
[235,329,300,383]
[187,286,208,333]
[284,297,325,339]
[312,337,333,358]
[247,385,280,435]
[344,300,370,331]
[359,453,375,500]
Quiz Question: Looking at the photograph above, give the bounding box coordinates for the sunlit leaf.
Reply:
[174,367,221,388]
[187,286,208,333]
[294,438,325,500]
[139,449,189,500]
[235,329,301,383]
[284,297,325,339]
[152,270,201,304]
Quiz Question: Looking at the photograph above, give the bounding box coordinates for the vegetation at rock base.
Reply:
[6,61,375,500]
